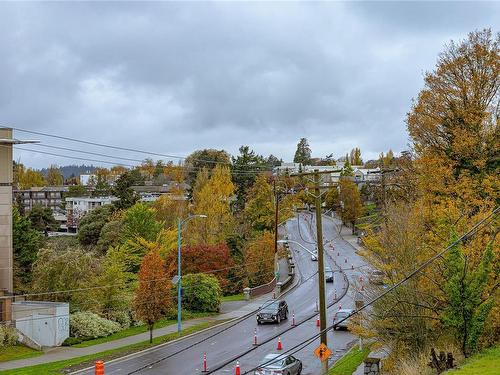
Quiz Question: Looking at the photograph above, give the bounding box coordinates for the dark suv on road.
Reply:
[257,300,289,324]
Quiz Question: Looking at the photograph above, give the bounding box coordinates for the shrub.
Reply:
[70,312,121,338]
[182,273,221,313]
[62,336,82,346]
[0,325,18,347]
[106,310,131,329]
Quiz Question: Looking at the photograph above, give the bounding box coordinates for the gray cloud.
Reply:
[0,1,498,168]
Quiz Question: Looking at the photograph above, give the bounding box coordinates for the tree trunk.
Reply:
[149,323,153,343]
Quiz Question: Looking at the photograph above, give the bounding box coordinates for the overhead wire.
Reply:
[243,206,499,373]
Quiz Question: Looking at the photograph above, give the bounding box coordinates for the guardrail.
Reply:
[243,277,277,300]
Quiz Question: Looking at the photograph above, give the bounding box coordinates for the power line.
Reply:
[243,206,499,373]
[9,144,273,177]
[10,126,274,171]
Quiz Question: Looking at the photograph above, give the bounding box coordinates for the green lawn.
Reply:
[221,293,245,302]
[444,345,499,375]
[72,311,214,347]
[0,346,42,363]
[0,320,225,375]
[329,344,371,375]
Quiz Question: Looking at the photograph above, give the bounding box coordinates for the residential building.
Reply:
[13,186,69,213]
[65,196,118,230]
[132,182,190,202]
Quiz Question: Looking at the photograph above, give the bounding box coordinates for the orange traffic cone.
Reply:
[291,312,296,327]
[95,360,104,375]
[253,328,258,346]
[235,361,241,375]
[316,315,320,327]
[339,303,342,310]
[277,337,283,350]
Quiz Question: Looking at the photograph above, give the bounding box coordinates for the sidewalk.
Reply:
[0,260,293,371]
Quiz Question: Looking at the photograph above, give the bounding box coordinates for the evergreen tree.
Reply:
[113,171,139,210]
[293,138,312,165]
[442,231,495,356]
[231,145,266,209]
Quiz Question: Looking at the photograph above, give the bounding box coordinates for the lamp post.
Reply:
[177,214,207,335]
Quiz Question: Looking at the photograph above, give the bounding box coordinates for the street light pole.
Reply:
[177,214,207,335]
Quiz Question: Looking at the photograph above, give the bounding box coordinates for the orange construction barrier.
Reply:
[95,360,104,375]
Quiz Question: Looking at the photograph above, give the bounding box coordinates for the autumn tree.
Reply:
[16,166,45,189]
[338,179,363,233]
[293,138,312,165]
[244,174,274,233]
[153,192,188,229]
[245,231,275,287]
[122,203,163,242]
[184,149,231,186]
[133,251,172,343]
[189,165,235,245]
[349,148,363,165]
[46,165,63,185]
[166,243,235,294]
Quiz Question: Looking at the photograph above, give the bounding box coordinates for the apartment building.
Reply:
[13,186,69,213]
[65,196,118,230]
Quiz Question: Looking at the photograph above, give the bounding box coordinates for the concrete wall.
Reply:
[0,128,13,293]
[13,302,69,347]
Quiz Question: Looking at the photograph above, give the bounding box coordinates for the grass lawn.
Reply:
[0,320,225,375]
[221,293,245,302]
[72,311,214,348]
[0,346,42,363]
[444,345,499,375]
[329,344,371,375]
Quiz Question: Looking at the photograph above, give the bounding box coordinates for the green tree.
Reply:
[442,232,495,357]
[96,219,125,254]
[13,207,41,286]
[293,138,312,165]
[93,175,111,197]
[77,205,114,246]
[28,205,57,231]
[231,145,266,209]
[182,273,221,312]
[122,203,163,242]
[350,148,363,165]
[112,171,139,210]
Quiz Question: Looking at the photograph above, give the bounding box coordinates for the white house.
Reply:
[65,196,118,230]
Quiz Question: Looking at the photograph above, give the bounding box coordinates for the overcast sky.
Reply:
[1,1,498,169]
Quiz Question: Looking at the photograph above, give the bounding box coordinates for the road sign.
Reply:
[171,276,180,285]
[314,343,332,362]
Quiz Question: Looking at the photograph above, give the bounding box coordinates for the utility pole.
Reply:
[290,168,340,375]
[313,170,328,375]
[274,180,279,278]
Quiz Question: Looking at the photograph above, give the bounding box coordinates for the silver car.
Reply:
[333,309,353,330]
[254,353,302,375]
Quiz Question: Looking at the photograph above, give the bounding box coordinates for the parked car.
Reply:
[257,300,289,324]
[368,270,385,285]
[311,249,318,261]
[254,353,302,375]
[325,266,334,283]
[333,309,353,330]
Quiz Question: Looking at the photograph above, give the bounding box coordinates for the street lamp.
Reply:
[177,214,207,334]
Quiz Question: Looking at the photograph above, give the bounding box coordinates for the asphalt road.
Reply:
[78,213,369,375]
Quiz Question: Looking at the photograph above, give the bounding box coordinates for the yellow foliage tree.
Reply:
[244,231,275,287]
[189,165,235,245]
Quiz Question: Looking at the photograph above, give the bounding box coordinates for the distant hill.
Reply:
[40,164,97,179]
